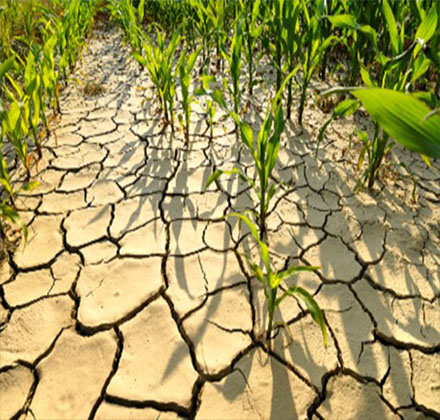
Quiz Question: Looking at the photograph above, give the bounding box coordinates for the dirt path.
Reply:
[1,28,439,420]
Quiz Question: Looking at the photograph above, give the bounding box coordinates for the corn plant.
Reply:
[320,87,440,190]
[263,0,284,92]
[280,0,301,120]
[188,0,213,71]
[40,27,60,114]
[321,2,438,188]
[242,0,263,96]
[206,97,216,141]
[134,28,181,131]
[232,213,326,350]
[204,73,295,240]
[107,0,144,53]
[177,46,201,145]
[297,11,336,126]
[222,16,243,121]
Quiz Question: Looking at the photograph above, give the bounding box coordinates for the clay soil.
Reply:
[0,28,439,420]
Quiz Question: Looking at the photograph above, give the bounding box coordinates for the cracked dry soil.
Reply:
[0,28,439,420]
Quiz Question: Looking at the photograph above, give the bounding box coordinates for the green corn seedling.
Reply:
[188,0,214,72]
[222,16,243,124]
[178,46,201,145]
[298,11,336,127]
[107,0,144,53]
[280,0,301,120]
[321,2,438,188]
[242,0,263,96]
[233,213,326,350]
[134,28,181,131]
[204,72,296,240]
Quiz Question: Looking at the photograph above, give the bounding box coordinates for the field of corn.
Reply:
[0,0,439,418]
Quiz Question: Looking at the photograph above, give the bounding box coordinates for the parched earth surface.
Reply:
[1,28,439,420]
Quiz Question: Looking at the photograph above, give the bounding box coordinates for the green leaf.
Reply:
[21,181,40,192]
[272,265,320,290]
[415,5,438,47]
[327,14,358,29]
[333,99,360,118]
[411,55,431,83]
[137,0,145,23]
[205,169,224,189]
[240,122,254,151]
[278,286,327,347]
[229,212,260,243]
[352,89,440,159]
[382,0,400,55]
[259,240,271,274]
[133,52,147,66]
[360,63,376,88]
[211,89,227,109]
[243,253,265,285]
[0,55,15,81]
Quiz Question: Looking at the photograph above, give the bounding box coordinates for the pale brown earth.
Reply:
[0,28,439,420]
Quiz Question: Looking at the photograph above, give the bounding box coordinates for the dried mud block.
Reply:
[382,348,413,408]
[30,329,116,419]
[169,220,207,256]
[95,403,180,420]
[273,315,339,391]
[353,280,440,348]
[52,143,107,170]
[87,179,124,206]
[183,286,253,376]
[77,117,117,138]
[196,348,316,419]
[104,141,146,171]
[80,240,118,265]
[166,250,244,317]
[356,342,389,383]
[315,284,374,373]
[411,350,440,414]
[119,220,167,256]
[168,167,215,195]
[316,374,399,420]
[13,215,64,269]
[58,163,100,192]
[366,251,437,300]
[0,365,34,419]
[76,257,162,327]
[125,175,167,197]
[203,221,235,251]
[21,169,64,196]
[110,194,161,238]
[107,298,198,407]
[39,190,87,214]
[64,204,112,248]
[303,236,362,282]
[0,296,73,368]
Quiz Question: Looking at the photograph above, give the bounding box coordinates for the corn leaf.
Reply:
[0,56,15,81]
[352,89,440,158]
[382,0,400,55]
[205,169,223,189]
[415,5,438,45]
[327,14,357,29]
[277,286,327,347]
[272,265,320,289]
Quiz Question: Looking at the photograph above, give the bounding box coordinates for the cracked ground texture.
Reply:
[1,28,439,420]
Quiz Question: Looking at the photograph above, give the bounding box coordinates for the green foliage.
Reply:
[0,0,97,239]
[134,27,181,130]
[232,212,326,348]
[204,70,297,239]
[178,46,201,144]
